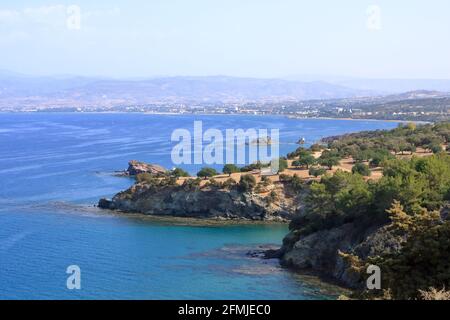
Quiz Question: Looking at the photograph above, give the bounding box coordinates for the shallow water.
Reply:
[0,113,398,299]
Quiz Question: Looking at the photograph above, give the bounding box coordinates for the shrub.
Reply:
[260,175,272,186]
[352,163,371,176]
[419,288,450,300]
[290,174,303,191]
[279,174,292,182]
[309,167,327,177]
[181,178,202,191]
[222,164,240,176]
[238,174,257,192]
[160,176,178,186]
[240,161,264,172]
[222,178,237,190]
[266,191,279,204]
[136,173,157,185]
[205,178,222,188]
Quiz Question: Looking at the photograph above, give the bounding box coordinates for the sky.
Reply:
[0,0,449,79]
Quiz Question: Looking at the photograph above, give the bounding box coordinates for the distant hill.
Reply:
[0,74,375,109]
[334,78,450,94]
[383,90,450,100]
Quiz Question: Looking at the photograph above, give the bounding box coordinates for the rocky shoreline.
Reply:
[97,159,389,290]
[99,181,300,222]
[97,121,450,299]
[112,160,167,177]
[275,223,403,288]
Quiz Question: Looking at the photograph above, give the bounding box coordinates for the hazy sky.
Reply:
[1,0,449,79]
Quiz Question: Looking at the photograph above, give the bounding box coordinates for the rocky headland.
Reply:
[99,164,301,222]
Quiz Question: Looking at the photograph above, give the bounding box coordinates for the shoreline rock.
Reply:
[99,163,302,221]
[271,222,405,289]
[99,184,298,221]
[114,160,168,177]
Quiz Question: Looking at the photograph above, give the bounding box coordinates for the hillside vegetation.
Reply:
[280,122,450,300]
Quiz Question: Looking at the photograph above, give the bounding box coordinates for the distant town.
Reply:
[3,90,449,123]
[1,73,449,122]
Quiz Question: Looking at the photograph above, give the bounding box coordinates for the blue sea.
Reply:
[0,113,399,299]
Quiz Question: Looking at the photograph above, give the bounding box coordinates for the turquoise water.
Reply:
[0,113,399,299]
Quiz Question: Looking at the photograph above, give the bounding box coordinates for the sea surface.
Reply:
[0,113,399,299]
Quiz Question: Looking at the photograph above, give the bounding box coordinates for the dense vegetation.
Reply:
[341,200,450,300]
[288,122,450,300]
[323,122,449,160]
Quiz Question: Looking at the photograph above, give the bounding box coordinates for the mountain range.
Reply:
[1,71,449,109]
[0,72,374,108]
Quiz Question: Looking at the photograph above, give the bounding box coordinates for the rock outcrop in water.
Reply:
[115,160,167,177]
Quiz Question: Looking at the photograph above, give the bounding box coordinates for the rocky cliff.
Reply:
[99,179,300,222]
[276,223,404,288]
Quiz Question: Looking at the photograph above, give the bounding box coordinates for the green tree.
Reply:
[222,164,240,176]
[352,163,371,176]
[293,154,316,169]
[353,150,372,163]
[292,160,301,168]
[428,143,443,154]
[369,149,394,167]
[310,143,324,152]
[319,156,340,170]
[171,167,190,178]
[196,167,218,179]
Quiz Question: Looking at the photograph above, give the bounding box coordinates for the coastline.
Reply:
[286,115,431,124]
[97,207,289,227]
[0,110,432,124]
